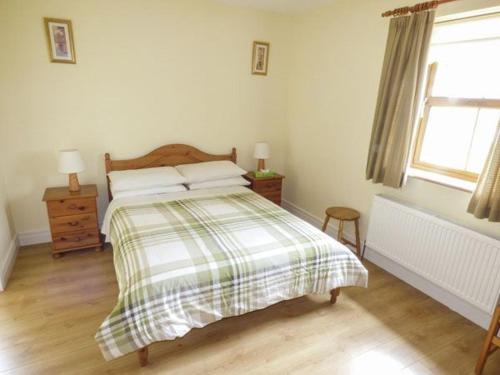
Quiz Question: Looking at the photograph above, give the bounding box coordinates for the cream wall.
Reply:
[1,0,499,240]
[0,0,291,233]
[285,0,500,240]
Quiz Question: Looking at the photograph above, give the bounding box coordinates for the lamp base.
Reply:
[68,173,81,192]
[257,159,266,172]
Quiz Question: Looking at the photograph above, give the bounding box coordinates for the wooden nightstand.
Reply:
[42,185,102,258]
[243,172,284,206]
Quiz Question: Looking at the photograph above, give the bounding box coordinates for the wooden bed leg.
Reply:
[330,288,340,304]
[138,346,149,367]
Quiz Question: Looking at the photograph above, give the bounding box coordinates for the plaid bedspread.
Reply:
[96,188,368,360]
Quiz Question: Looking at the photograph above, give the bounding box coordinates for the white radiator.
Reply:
[366,195,500,323]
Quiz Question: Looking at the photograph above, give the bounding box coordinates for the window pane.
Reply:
[428,39,500,98]
[419,107,477,170]
[414,15,500,181]
[432,15,500,44]
[467,108,500,173]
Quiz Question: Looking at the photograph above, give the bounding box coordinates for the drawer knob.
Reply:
[68,203,86,211]
[60,234,91,242]
[68,221,79,226]
[63,236,82,242]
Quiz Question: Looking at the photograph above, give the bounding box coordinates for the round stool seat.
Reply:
[325,207,360,221]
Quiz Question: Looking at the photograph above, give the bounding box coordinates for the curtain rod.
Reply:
[382,0,456,18]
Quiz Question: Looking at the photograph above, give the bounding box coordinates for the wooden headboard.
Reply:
[105,144,237,201]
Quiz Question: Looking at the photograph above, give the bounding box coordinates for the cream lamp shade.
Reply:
[254,142,270,171]
[254,142,270,159]
[58,149,85,173]
[58,149,85,192]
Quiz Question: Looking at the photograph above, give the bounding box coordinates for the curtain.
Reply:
[468,122,500,222]
[366,10,435,188]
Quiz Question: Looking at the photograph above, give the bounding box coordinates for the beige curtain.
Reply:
[468,122,500,222]
[366,11,435,188]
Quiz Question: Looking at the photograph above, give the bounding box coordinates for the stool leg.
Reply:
[354,218,361,258]
[337,220,344,242]
[476,307,500,374]
[322,215,330,232]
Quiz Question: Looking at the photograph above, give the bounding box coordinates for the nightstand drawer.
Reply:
[254,186,281,195]
[253,179,282,192]
[261,192,281,205]
[52,229,100,251]
[47,198,96,217]
[50,213,98,234]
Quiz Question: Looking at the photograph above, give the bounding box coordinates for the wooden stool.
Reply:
[476,306,500,374]
[322,207,361,258]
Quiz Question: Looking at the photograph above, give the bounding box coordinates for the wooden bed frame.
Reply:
[103,143,341,366]
[137,289,340,367]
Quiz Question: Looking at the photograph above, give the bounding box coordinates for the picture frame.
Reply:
[251,41,270,75]
[44,18,76,64]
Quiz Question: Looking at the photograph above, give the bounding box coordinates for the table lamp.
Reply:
[254,142,270,172]
[58,149,85,192]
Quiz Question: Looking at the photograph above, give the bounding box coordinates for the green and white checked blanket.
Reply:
[96,187,368,360]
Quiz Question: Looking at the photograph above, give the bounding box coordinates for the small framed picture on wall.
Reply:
[251,41,270,75]
[44,18,76,64]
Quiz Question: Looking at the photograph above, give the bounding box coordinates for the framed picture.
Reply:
[44,18,76,64]
[251,41,269,75]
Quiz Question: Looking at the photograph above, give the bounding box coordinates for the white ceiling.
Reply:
[215,0,335,14]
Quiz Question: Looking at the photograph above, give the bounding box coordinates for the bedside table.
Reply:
[243,172,284,206]
[42,185,102,258]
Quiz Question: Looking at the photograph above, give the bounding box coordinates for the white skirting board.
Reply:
[18,229,51,247]
[282,199,493,330]
[0,235,19,291]
[282,200,347,240]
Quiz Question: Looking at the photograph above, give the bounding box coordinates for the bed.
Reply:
[95,144,368,366]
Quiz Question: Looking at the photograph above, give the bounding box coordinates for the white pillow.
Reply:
[187,176,250,190]
[175,161,247,184]
[108,167,186,192]
[112,185,187,199]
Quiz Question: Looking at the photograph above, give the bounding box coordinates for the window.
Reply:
[411,14,500,183]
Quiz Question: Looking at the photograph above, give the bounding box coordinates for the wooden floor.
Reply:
[0,244,498,375]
